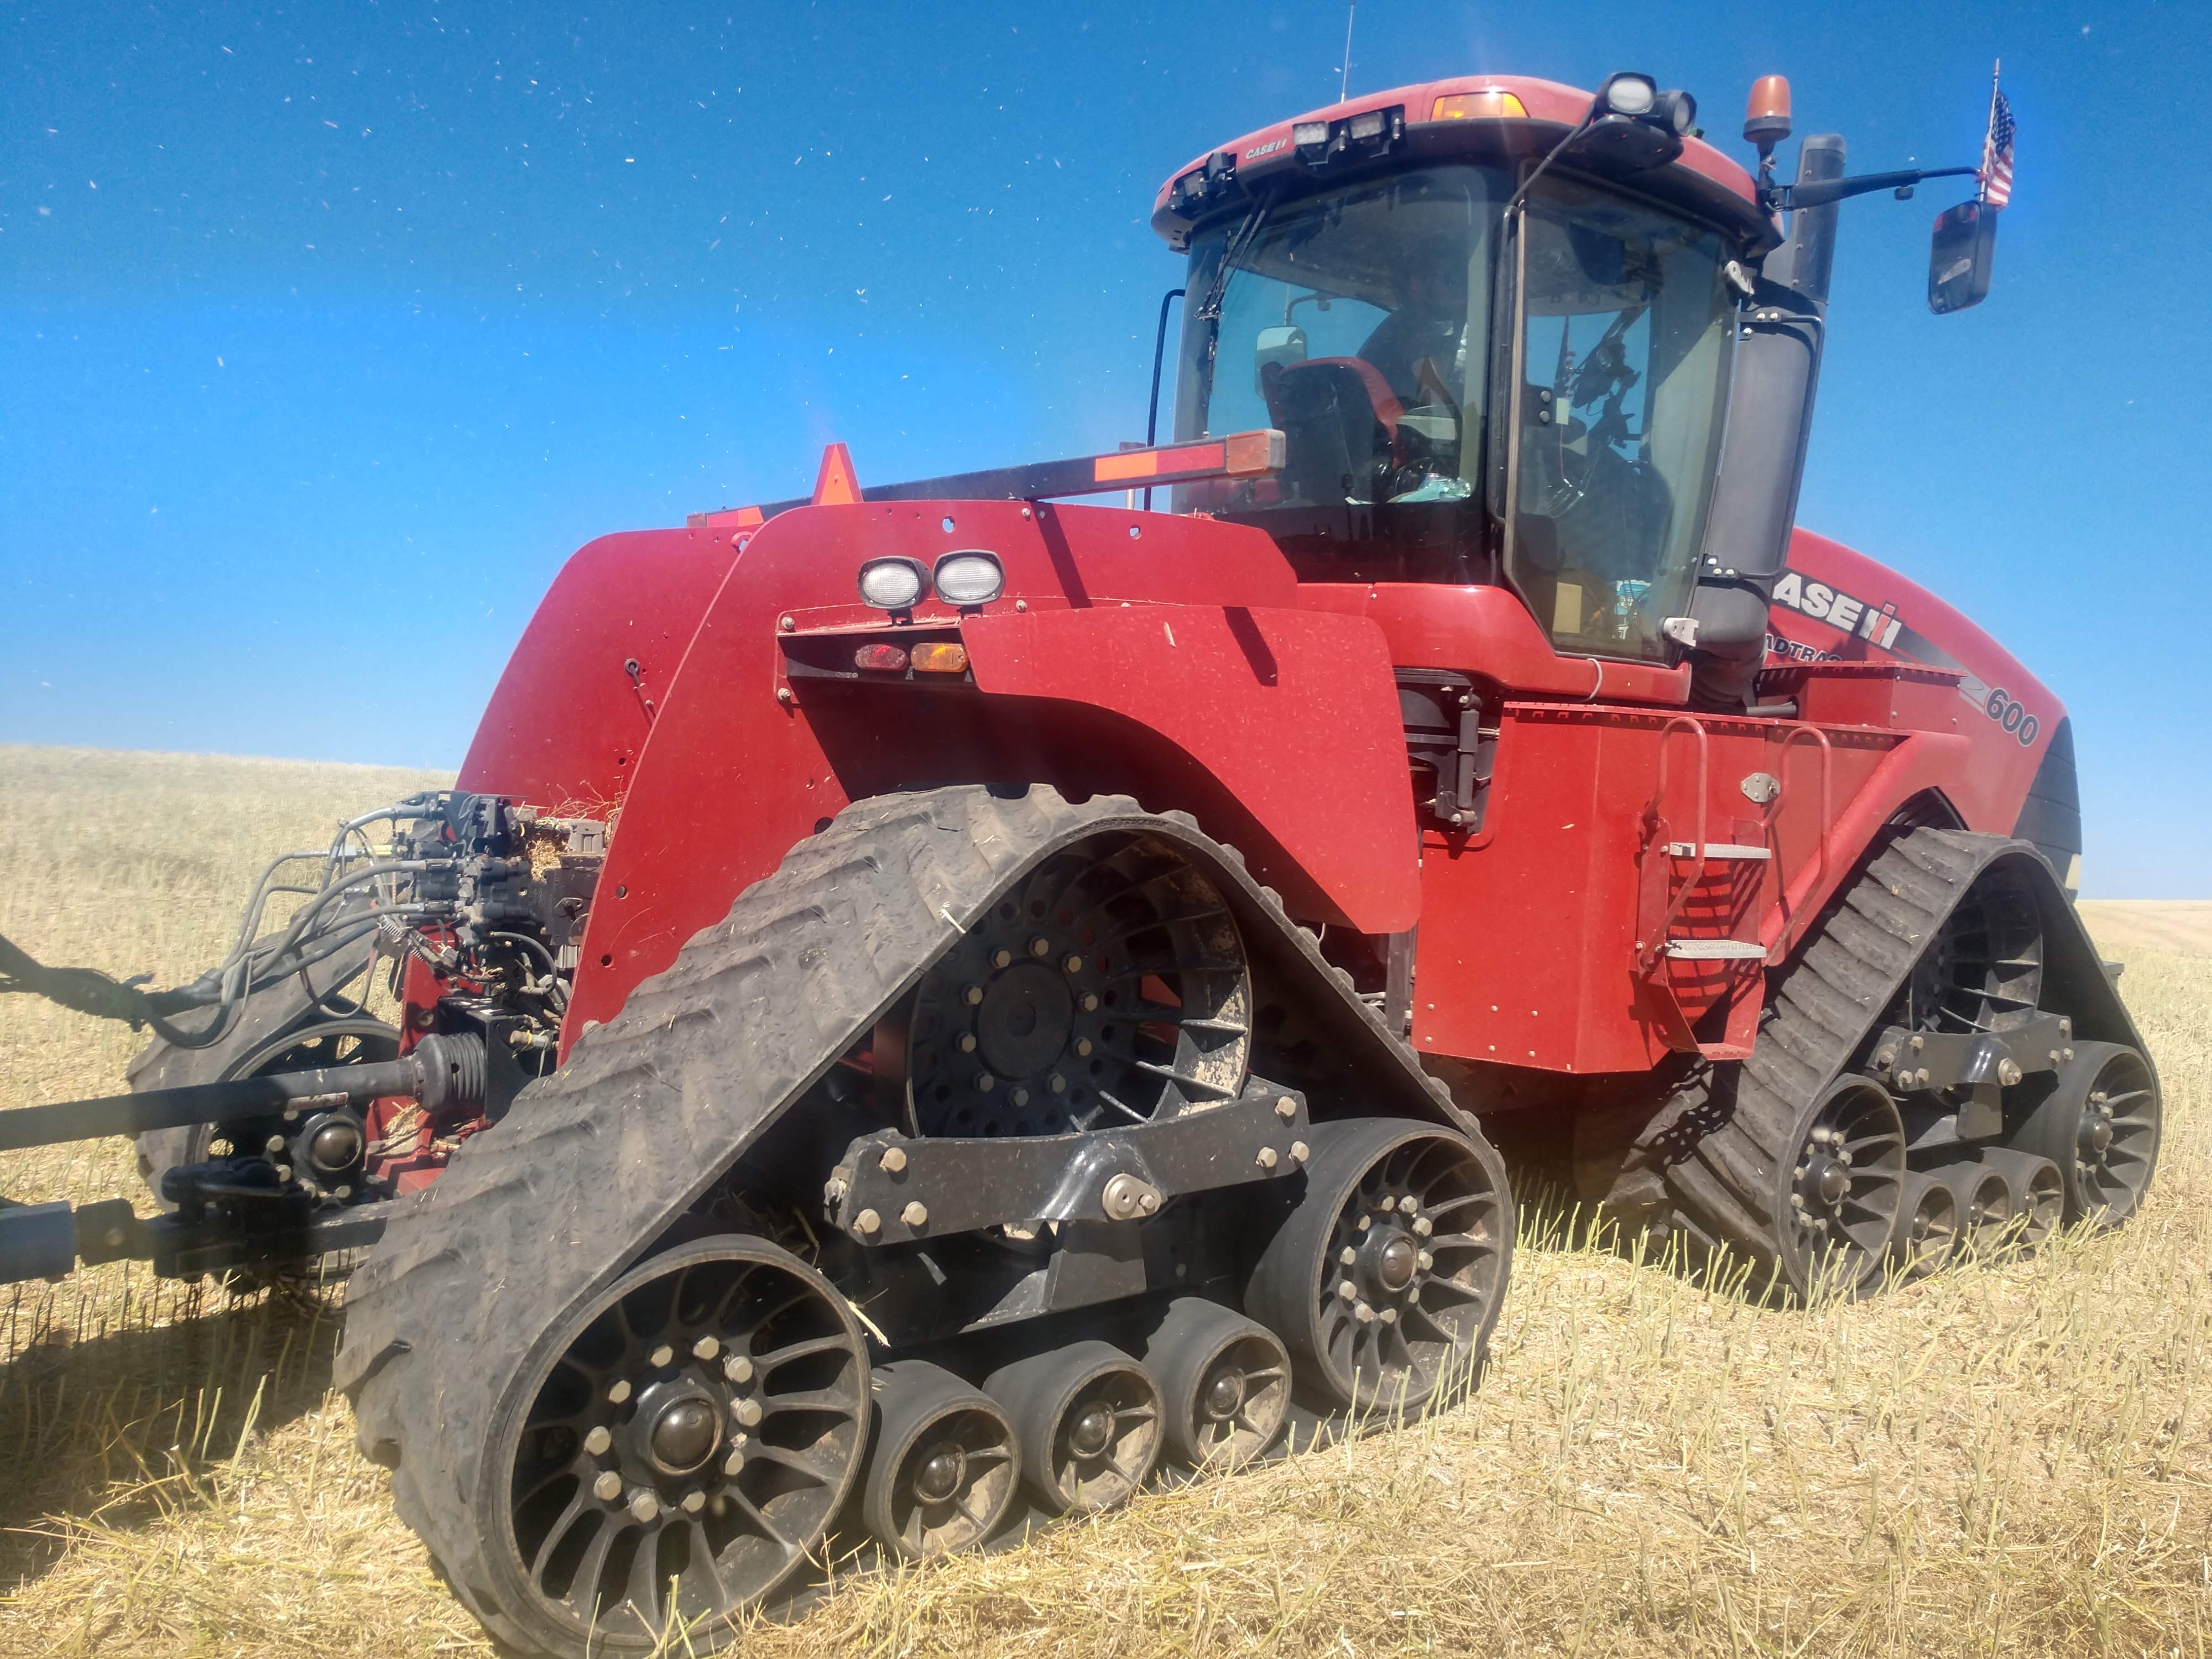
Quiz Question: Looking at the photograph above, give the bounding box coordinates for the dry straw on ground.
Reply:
[1,744,2206,1657]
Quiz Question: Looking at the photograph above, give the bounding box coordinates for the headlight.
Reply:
[857,558,927,610]
[1600,73,1657,117]
[933,551,1005,606]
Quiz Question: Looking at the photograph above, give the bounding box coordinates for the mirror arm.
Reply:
[1774,164,1978,212]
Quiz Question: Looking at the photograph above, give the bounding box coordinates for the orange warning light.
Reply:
[1744,75,1792,149]
[1431,91,1528,121]
[910,642,969,675]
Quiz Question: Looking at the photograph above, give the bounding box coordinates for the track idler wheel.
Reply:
[1141,1298,1291,1469]
[985,1342,1162,1516]
[487,1237,869,1652]
[1777,1077,1906,1297]
[1980,1149,2064,1250]
[1891,1171,1959,1282]
[2011,1041,2162,1228]
[1246,1118,1510,1415]
[859,1361,1020,1561]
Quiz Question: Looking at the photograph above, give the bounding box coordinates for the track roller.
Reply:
[859,1361,1020,1561]
[486,1237,869,1651]
[1140,1298,1290,1469]
[2012,1040,2162,1228]
[1981,1149,2064,1249]
[984,1341,1162,1516]
[1891,1171,1959,1282]
[1245,1117,1509,1414]
[1952,1162,2015,1257]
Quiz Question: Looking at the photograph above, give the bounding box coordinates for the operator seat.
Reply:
[1260,357,1403,505]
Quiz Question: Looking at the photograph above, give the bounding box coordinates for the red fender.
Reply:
[559,499,1416,1048]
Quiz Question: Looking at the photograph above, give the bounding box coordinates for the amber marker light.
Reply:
[1744,75,1792,149]
[910,642,970,674]
[1431,90,1528,121]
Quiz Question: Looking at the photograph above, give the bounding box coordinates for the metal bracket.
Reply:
[1867,1011,2072,1141]
[826,1081,1311,1246]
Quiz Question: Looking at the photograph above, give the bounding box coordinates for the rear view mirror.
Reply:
[1928,200,1997,315]
[1254,325,1308,394]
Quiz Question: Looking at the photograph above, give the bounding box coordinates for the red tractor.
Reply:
[0,67,2158,1657]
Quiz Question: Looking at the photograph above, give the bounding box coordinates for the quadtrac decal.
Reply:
[1768,571,2043,749]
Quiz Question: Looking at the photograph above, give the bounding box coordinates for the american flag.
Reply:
[1979,86,2015,209]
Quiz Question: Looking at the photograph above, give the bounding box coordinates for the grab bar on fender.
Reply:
[1765,723,1834,964]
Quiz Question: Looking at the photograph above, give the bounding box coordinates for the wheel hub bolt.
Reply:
[733,1398,763,1428]
[607,1380,633,1405]
[1075,1039,1093,1057]
[680,1490,706,1514]
[650,1344,674,1368]
[1397,1196,1420,1215]
[993,948,1014,969]
[1048,1073,1066,1093]
[723,1448,745,1476]
[723,1355,754,1385]
[958,1033,978,1053]
[628,1491,660,1524]
[584,1426,613,1456]
[1068,1404,1115,1459]
[1355,1302,1376,1324]
[1340,1246,1358,1266]
[964,985,985,1006]
[1380,1307,1399,1324]
[1029,937,1052,958]
[913,1442,968,1504]
[1338,1280,1358,1301]
[593,1471,623,1502]
[1011,1087,1030,1107]
[1416,1249,1434,1271]
[975,1073,995,1094]
[1080,993,1100,1013]
[1064,954,1084,974]
[692,1335,720,1360]
[1412,1217,1433,1238]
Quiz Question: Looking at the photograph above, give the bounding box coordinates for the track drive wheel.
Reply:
[1141,1297,1291,1468]
[859,1361,1020,1561]
[1246,1118,1510,1414]
[483,1237,869,1654]
[2012,1041,2162,1228]
[984,1342,1162,1516]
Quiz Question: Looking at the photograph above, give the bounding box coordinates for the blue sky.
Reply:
[2,1,2204,896]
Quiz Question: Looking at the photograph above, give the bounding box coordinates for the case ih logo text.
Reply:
[1771,571,1903,649]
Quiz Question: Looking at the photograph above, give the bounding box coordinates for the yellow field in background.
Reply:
[1,745,2206,1657]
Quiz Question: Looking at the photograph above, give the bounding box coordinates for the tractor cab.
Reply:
[1156,76,1776,667]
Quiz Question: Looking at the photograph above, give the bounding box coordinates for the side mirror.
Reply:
[1254,325,1308,394]
[1928,199,1997,315]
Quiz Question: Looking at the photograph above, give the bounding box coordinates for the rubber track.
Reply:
[1641,827,2034,1298]
[336,784,1474,1650]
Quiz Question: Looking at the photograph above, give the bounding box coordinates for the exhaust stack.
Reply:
[1685,133,1846,710]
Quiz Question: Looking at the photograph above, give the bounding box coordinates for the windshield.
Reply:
[1497,174,1737,662]
[1172,163,1740,660]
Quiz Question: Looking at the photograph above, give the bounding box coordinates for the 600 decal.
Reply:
[1984,686,2040,747]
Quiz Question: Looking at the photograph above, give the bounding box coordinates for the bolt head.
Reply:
[879,1146,908,1174]
[628,1491,660,1524]
[723,1448,746,1476]
[265,1135,286,1153]
[723,1355,754,1385]
[650,1344,675,1368]
[1416,1249,1434,1271]
[1011,1086,1030,1107]
[855,1208,882,1236]
[975,1072,995,1093]
[2063,1047,2074,1061]
[1048,1073,1066,1093]
[778,614,796,632]
[1355,1302,1376,1324]
[776,687,796,707]
[1254,1146,1280,1170]
[963,984,985,1006]
[1074,1038,1093,1057]
[1997,1059,2023,1087]
[1064,954,1084,974]
[1412,1217,1433,1237]
[901,1201,929,1227]
[734,1399,764,1427]
[1380,1307,1399,1324]
[992,948,1013,969]
[1340,1246,1358,1265]
[1398,1196,1420,1215]
[680,1490,707,1514]
[1338,1281,1357,1301]
[608,1380,633,1405]
[593,1471,623,1502]
[1029,936,1051,958]
[958,1033,978,1053]
[1909,1035,1925,1052]
[1080,993,1100,1013]
[1289,1141,1310,1164]
[693,1335,720,1361]
[1358,1215,1373,1233]
[585,1426,613,1456]
[1275,1096,1298,1120]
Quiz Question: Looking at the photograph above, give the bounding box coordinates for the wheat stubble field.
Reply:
[0,744,2206,1657]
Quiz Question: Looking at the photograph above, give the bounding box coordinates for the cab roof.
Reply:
[1151,72,1773,254]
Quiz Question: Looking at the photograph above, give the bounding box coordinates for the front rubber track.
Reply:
[336,784,1491,1655]
[1644,827,2145,1302]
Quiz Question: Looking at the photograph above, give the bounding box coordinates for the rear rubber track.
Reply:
[337,782,1481,1650]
